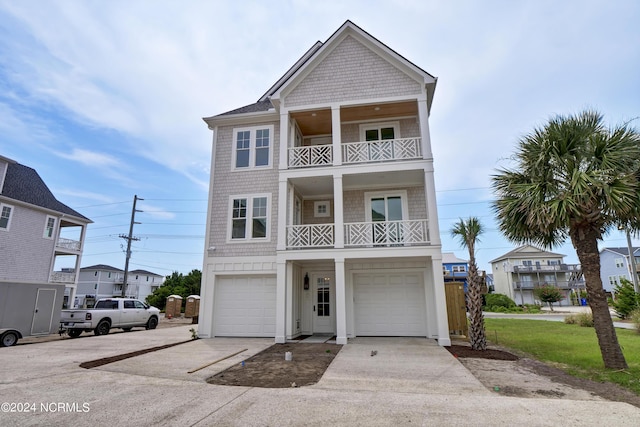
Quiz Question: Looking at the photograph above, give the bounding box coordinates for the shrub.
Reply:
[631,308,640,333]
[484,293,516,309]
[565,312,593,327]
[611,278,640,320]
[533,285,564,310]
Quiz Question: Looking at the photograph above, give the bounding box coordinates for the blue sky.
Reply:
[1,0,639,275]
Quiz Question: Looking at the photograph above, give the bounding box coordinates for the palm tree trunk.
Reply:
[570,226,628,369]
[467,259,487,350]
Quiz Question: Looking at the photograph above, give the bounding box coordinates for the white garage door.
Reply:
[354,272,426,336]
[214,276,276,337]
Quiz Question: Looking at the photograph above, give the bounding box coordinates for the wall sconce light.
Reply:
[304,273,310,290]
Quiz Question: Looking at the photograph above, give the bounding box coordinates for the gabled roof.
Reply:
[600,247,640,256]
[0,157,91,222]
[489,245,565,263]
[205,20,437,122]
[81,264,123,272]
[130,269,163,277]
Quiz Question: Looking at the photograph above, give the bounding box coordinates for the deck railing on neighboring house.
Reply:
[56,237,81,251]
[342,137,422,164]
[344,219,429,247]
[50,271,76,283]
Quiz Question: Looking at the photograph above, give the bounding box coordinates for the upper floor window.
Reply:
[522,260,532,266]
[360,121,400,142]
[453,265,466,273]
[233,125,274,170]
[615,258,624,268]
[44,216,56,239]
[0,203,13,230]
[228,194,270,241]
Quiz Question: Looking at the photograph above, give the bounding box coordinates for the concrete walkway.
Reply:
[1,326,639,426]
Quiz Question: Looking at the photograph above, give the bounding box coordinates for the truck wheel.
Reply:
[1,331,19,347]
[146,317,158,330]
[94,320,111,336]
[67,329,82,338]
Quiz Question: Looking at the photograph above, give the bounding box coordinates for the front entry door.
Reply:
[312,273,335,334]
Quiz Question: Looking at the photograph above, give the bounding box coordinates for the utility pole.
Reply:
[624,229,639,293]
[120,195,143,297]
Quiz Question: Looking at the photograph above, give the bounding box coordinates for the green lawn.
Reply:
[484,318,640,395]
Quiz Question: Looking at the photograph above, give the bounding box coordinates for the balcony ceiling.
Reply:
[291,101,418,136]
[290,169,424,197]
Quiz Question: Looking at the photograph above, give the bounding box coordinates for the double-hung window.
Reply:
[229,194,270,241]
[233,125,274,170]
[44,215,56,239]
[0,203,13,231]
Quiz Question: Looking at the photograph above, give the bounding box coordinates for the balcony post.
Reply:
[333,173,344,248]
[277,178,288,251]
[417,97,432,160]
[424,166,440,245]
[331,106,342,166]
[335,256,347,345]
[279,111,289,169]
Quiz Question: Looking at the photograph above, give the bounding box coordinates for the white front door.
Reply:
[312,273,335,334]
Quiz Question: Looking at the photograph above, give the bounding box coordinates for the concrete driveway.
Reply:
[1,326,639,426]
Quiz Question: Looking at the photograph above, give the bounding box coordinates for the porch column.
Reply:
[333,173,344,248]
[285,261,294,339]
[276,178,288,251]
[417,96,432,160]
[197,270,214,338]
[335,256,347,345]
[431,254,451,346]
[279,111,289,169]
[331,106,342,166]
[424,167,441,246]
[275,260,287,343]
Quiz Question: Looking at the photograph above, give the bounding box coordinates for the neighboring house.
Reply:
[490,245,584,306]
[76,264,164,305]
[0,155,91,337]
[599,247,640,293]
[442,252,468,285]
[199,21,450,346]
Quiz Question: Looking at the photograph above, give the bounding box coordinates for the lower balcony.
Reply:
[49,271,76,284]
[286,219,430,249]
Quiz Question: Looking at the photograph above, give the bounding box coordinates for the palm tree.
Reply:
[492,110,640,369]
[451,217,486,350]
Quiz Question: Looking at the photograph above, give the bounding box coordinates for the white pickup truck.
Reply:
[59,298,160,337]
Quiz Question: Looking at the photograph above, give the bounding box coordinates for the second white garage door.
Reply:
[354,272,427,336]
[214,275,276,337]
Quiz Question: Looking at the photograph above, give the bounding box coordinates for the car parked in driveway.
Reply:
[59,298,160,337]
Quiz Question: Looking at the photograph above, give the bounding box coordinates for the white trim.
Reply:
[364,190,409,221]
[226,193,272,243]
[231,124,275,171]
[358,121,400,141]
[0,203,14,231]
[314,200,330,217]
[43,215,57,239]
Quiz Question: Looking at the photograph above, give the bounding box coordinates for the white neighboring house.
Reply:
[199,20,450,346]
[490,245,584,306]
[76,264,164,305]
[0,155,91,337]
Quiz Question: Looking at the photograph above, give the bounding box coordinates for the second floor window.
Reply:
[615,258,624,268]
[233,125,273,170]
[453,265,466,272]
[44,216,56,239]
[229,195,270,241]
[0,204,13,230]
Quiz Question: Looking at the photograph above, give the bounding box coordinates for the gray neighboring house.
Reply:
[76,264,164,305]
[0,155,91,343]
[599,247,640,293]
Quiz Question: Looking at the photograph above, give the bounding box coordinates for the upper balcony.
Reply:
[512,264,581,273]
[285,100,426,170]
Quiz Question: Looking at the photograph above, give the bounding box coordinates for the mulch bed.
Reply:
[207,342,342,388]
[79,340,193,369]
[445,344,519,360]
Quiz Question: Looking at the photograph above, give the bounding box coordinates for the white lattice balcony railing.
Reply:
[342,137,422,164]
[344,219,430,247]
[287,224,334,248]
[288,145,333,168]
[50,271,76,283]
[56,237,81,251]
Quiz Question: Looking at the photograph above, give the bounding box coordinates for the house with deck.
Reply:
[198,21,450,346]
